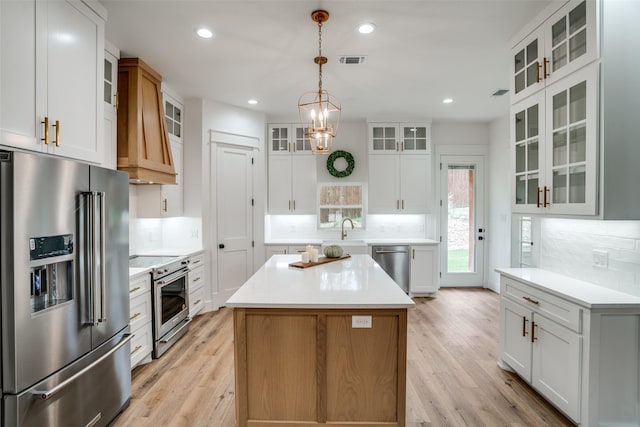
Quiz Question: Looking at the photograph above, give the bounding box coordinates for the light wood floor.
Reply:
[112,288,575,427]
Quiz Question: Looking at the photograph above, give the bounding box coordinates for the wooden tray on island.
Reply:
[289,254,351,269]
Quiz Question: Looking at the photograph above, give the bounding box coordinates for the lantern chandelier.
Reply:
[298,9,341,154]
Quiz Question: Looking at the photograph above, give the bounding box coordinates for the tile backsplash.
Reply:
[130,217,202,255]
[540,219,640,297]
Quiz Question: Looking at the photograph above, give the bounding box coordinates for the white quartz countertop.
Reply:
[265,238,438,245]
[496,268,640,309]
[134,247,204,256]
[129,267,151,278]
[226,254,416,309]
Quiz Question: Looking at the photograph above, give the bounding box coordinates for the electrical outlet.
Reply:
[352,315,372,328]
[593,249,609,269]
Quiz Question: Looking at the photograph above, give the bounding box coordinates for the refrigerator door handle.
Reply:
[80,192,98,326]
[97,192,107,323]
[30,334,133,400]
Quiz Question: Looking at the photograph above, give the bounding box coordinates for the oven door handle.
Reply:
[159,318,192,344]
[31,334,133,400]
[155,268,189,286]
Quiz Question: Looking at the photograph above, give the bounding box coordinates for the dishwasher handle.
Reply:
[374,249,409,254]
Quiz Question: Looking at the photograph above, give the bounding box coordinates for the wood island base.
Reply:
[233,308,408,427]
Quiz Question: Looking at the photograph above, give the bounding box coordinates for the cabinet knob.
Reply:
[219,244,225,249]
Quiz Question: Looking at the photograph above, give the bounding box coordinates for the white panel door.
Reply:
[217,145,254,303]
[368,155,400,213]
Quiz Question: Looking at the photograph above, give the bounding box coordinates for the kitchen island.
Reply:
[226,254,415,427]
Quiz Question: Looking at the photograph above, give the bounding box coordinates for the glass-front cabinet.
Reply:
[511,63,596,215]
[511,0,596,104]
[268,124,314,155]
[368,122,431,154]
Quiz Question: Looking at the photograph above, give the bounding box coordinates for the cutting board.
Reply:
[289,254,351,269]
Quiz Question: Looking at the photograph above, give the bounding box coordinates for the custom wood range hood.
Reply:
[117,58,176,184]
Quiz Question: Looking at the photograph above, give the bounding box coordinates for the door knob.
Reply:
[219,244,225,249]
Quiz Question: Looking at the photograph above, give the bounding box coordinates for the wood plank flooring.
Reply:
[111,288,575,427]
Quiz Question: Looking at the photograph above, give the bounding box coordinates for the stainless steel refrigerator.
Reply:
[0,150,131,427]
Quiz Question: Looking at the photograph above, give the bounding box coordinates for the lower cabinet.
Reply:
[187,251,207,318]
[129,273,153,369]
[409,245,439,295]
[265,244,320,261]
[499,271,640,426]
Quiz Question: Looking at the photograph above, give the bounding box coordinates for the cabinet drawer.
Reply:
[130,324,152,369]
[189,285,206,317]
[189,266,205,290]
[129,292,151,331]
[502,277,582,333]
[188,252,205,270]
[129,273,151,298]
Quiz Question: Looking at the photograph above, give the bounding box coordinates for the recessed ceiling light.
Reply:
[443,98,454,104]
[358,23,376,34]
[196,28,214,39]
[248,99,258,105]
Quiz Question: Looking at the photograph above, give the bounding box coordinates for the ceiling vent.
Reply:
[339,55,366,65]
[492,89,509,97]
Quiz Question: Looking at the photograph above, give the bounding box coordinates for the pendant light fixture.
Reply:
[298,9,341,154]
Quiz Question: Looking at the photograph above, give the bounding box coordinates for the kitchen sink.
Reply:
[321,240,369,255]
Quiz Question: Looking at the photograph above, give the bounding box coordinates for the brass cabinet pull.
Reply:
[130,312,141,321]
[536,62,542,83]
[402,200,405,209]
[543,186,550,207]
[412,248,415,259]
[192,259,201,265]
[400,141,404,152]
[522,296,539,305]
[114,92,119,110]
[522,316,529,337]
[129,286,141,294]
[293,200,295,210]
[536,187,542,208]
[396,142,399,152]
[41,117,49,145]
[396,200,400,210]
[193,277,201,282]
[130,345,142,355]
[163,198,168,212]
[531,321,538,343]
[53,120,60,147]
[543,57,550,79]
[289,200,291,210]
[194,299,202,305]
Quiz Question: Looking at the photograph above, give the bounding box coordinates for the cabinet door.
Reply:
[103,49,118,169]
[291,155,317,214]
[400,155,430,213]
[500,298,533,382]
[161,139,183,216]
[368,155,400,213]
[0,0,41,151]
[409,246,438,295]
[512,92,546,213]
[369,123,400,154]
[531,314,581,422]
[268,155,293,213]
[511,27,545,104]
[400,124,431,154]
[545,63,597,215]
[544,0,597,87]
[292,126,315,154]
[46,0,103,163]
[268,124,291,154]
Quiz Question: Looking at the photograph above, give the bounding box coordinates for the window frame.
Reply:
[316,182,366,229]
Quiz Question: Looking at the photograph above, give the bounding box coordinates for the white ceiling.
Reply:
[103,0,551,123]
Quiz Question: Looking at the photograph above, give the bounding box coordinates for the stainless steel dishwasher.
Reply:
[372,245,410,293]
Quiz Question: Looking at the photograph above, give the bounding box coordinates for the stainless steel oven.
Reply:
[129,255,191,358]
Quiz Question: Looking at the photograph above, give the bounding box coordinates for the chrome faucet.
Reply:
[341,218,354,240]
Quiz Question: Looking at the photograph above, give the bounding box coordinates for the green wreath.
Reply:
[327,150,355,178]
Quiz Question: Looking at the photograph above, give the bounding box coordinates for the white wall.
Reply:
[487,115,511,292]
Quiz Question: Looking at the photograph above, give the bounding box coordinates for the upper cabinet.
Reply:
[368,123,431,155]
[511,0,640,219]
[267,123,317,214]
[103,44,119,170]
[0,0,105,163]
[511,0,596,104]
[117,58,177,184]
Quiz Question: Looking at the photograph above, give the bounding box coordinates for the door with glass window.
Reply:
[439,156,485,287]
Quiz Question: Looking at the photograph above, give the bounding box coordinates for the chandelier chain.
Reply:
[318,20,323,93]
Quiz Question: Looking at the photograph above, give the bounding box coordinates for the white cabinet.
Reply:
[511,63,597,215]
[409,245,439,295]
[498,270,640,426]
[510,0,597,104]
[268,152,317,214]
[129,273,153,369]
[187,251,206,318]
[103,44,119,169]
[265,244,320,262]
[0,0,104,163]
[137,140,183,217]
[268,124,315,155]
[369,154,430,213]
[368,123,431,154]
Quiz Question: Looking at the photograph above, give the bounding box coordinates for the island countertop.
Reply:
[226,254,415,309]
